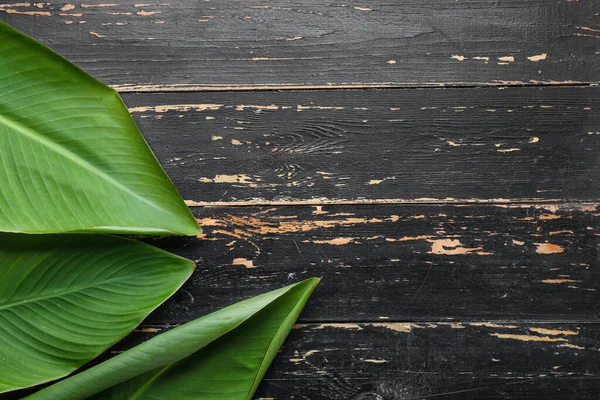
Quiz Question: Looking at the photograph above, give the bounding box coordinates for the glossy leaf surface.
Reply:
[0,234,195,393]
[27,278,320,400]
[0,22,199,235]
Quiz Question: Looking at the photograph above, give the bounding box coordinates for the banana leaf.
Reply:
[26,278,320,400]
[0,21,199,236]
[0,234,195,393]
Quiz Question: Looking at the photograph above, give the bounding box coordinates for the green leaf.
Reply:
[0,21,199,235]
[0,234,195,393]
[26,278,320,400]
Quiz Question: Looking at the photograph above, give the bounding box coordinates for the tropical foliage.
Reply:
[0,21,318,399]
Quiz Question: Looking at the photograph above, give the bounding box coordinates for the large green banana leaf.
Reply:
[26,278,320,400]
[0,21,199,236]
[0,234,195,393]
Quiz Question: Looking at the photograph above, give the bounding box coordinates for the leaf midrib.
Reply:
[0,275,151,311]
[0,112,167,217]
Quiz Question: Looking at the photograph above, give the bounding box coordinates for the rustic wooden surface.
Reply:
[143,204,600,324]
[123,87,600,203]
[117,322,600,400]
[1,1,599,90]
[1,1,598,398]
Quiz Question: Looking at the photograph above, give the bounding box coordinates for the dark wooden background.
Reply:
[2,1,599,398]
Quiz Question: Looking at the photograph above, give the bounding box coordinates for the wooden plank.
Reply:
[1,0,598,90]
[109,322,600,399]
[144,203,599,324]
[120,86,599,203]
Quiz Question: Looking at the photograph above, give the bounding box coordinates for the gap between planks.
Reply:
[113,82,599,94]
[185,198,598,208]
[138,320,600,327]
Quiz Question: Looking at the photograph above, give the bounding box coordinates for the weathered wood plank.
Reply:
[9,322,598,399]
[144,203,599,323]
[120,87,600,203]
[105,322,600,399]
[1,0,598,90]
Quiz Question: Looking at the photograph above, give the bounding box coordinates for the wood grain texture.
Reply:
[120,86,600,203]
[1,4,598,398]
[0,0,598,90]
[142,203,599,324]
[109,322,600,399]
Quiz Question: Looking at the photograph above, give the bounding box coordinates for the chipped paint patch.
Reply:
[312,206,328,215]
[529,137,539,143]
[235,104,279,111]
[136,10,160,15]
[497,148,521,153]
[542,279,579,284]
[311,238,354,245]
[80,3,118,7]
[199,174,253,184]
[369,323,424,333]
[134,327,160,333]
[233,258,255,268]
[428,239,483,255]
[206,214,399,237]
[451,55,466,61]
[250,57,301,61]
[3,8,50,15]
[529,328,578,336]
[129,104,223,113]
[386,235,435,242]
[368,176,394,185]
[498,56,515,62]
[539,214,561,220]
[470,322,518,329]
[60,4,75,11]
[363,359,388,363]
[490,333,567,342]
[313,323,363,330]
[0,3,33,7]
[549,230,573,236]
[535,243,564,254]
[196,217,227,227]
[527,53,548,62]
[559,343,585,350]
[297,105,345,111]
[211,135,223,141]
